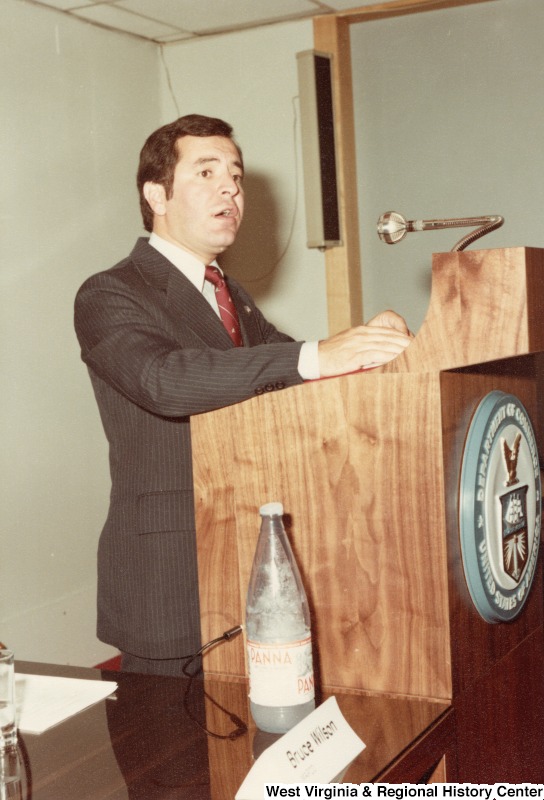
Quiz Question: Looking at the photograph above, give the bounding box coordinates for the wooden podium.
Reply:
[191,247,544,782]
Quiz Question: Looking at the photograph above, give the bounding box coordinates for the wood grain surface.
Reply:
[382,247,544,373]
[194,370,452,699]
[192,247,544,702]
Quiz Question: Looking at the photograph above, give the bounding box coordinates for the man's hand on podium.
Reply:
[317,310,413,377]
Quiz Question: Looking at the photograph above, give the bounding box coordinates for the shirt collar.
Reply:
[148,232,221,292]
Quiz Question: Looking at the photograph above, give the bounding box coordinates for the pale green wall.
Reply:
[1,0,159,665]
[352,0,544,333]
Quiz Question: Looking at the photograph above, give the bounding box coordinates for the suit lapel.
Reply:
[131,238,235,349]
[166,267,234,348]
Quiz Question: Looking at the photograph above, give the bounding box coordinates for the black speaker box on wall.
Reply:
[296,50,342,249]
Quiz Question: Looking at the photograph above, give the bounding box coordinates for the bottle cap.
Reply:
[259,501,284,517]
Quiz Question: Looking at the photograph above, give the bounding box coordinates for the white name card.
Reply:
[235,697,366,800]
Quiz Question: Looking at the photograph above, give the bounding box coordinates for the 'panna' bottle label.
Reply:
[247,636,314,707]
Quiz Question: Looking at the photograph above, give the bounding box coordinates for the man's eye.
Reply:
[200,169,211,178]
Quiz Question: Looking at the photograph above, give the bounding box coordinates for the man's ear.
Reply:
[143,182,167,217]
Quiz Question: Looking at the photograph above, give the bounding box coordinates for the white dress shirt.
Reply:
[148,233,320,380]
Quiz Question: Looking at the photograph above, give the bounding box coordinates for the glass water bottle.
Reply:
[245,502,315,733]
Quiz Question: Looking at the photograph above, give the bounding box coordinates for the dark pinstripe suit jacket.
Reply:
[74,238,304,659]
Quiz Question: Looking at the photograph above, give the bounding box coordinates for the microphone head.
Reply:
[377,211,408,244]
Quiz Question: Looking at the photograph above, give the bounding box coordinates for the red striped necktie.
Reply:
[204,266,243,347]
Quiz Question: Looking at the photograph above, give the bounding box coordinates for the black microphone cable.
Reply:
[181,625,248,741]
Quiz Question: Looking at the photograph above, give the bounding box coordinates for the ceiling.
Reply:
[26,0,374,44]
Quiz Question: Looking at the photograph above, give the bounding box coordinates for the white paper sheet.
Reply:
[15,673,117,734]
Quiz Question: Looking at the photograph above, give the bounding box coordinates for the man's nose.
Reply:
[220,174,240,196]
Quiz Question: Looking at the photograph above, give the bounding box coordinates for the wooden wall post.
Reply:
[313,14,363,334]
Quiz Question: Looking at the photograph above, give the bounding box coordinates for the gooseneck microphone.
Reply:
[377,211,504,251]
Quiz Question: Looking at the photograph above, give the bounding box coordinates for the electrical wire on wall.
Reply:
[160,45,180,117]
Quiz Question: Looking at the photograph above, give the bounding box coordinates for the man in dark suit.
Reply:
[74,114,410,675]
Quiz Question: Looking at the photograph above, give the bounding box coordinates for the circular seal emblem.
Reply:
[459,391,541,623]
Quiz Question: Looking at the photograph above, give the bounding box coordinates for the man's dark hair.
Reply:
[136,113,242,232]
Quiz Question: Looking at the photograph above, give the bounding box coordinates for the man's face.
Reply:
[145,135,244,264]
